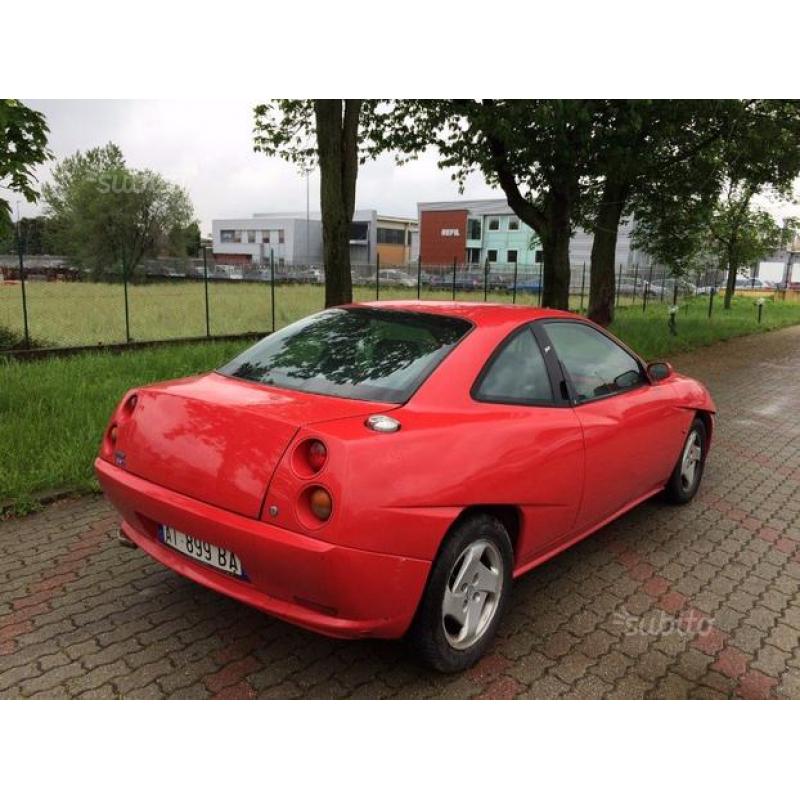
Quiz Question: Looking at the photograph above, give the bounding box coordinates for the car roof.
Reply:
[352,300,580,326]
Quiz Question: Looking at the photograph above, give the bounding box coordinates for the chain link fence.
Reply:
[0,248,789,354]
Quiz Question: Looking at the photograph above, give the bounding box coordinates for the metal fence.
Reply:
[0,246,787,355]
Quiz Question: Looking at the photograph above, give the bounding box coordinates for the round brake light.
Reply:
[307,440,327,472]
[309,487,332,521]
[109,424,118,444]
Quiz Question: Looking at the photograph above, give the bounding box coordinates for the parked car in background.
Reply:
[649,278,698,299]
[97,301,715,672]
[617,279,658,297]
[378,269,416,288]
[735,277,773,290]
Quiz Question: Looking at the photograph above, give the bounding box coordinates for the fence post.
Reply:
[643,264,654,312]
[579,261,586,313]
[537,263,543,307]
[451,256,457,301]
[615,263,622,309]
[631,263,639,305]
[123,271,131,343]
[376,252,381,301]
[270,249,276,332]
[16,225,30,349]
[484,257,489,302]
[708,286,715,318]
[512,259,518,304]
[417,255,422,300]
[202,246,210,337]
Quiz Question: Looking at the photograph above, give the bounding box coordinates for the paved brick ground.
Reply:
[3,326,800,699]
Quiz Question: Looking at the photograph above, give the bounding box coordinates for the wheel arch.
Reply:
[447,504,522,560]
[694,409,714,448]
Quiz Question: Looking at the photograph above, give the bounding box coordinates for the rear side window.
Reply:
[543,321,644,402]
[474,327,553,405]
[218,308,471,403]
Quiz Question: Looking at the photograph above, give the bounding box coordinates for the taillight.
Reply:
[307,440,327,472]
[309,487,332,521]
[292,438,328,477]
[109,424,118,444]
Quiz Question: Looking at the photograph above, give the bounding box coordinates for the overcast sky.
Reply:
[4,100,503,236]
[6,100,798,237]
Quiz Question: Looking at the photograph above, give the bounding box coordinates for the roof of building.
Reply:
[417,198,515,215]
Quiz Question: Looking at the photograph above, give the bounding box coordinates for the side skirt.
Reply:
[511,485,665,580]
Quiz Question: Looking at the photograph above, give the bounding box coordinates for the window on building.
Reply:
[535,250,544,264]
[350,222,369,241]
[407,230,413,246]
[508,217,520,231]
[474,327,554,405]
[467,218,482,239]
[261,231,271,244]
[233,230,243,243]
[467,248,481,265]
[377,227,406,245]
[278,230,285,244]
[220,230,236,243]
[487,249,498,263]
[247,230,256,243]
[488,217,500,231]
[507,250,518,264]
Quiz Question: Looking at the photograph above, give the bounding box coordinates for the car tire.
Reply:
[664,418,707,505]
[408,513,513,673]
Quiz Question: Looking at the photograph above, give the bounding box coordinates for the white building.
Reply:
[212,210,417,268]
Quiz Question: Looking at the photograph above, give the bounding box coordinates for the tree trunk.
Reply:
[588,182,626,326]
[314,99,360,307]
[723,249,737,310]
[540,192,572,309]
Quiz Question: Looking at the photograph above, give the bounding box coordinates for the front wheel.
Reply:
[409,514,513,673]
[665,418,707,504]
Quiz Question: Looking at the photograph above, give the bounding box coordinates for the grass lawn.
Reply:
[1,279,557,347]
[2,293,799,514]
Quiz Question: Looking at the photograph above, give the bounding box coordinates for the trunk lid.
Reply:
[115,372,396,518]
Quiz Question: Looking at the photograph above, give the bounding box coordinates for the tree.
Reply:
[43,143,196,279]
[0,100,51,236]
[707,186,794,301]
[370,100,599,309]
[0,215,55,255]
[632,100,800,309]
[583,100,737,325]
[254,100,365,307]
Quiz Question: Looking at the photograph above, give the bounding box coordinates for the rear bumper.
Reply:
[94,458,430,639]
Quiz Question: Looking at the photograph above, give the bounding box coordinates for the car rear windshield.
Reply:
[218,307,472,403]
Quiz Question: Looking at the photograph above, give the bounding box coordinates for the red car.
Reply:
[96,302,715,672]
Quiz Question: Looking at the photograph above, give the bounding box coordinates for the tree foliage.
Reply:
[43,143,196,279]
[633,100,800,308]
[0,99,51,236]
[368,100,599,309]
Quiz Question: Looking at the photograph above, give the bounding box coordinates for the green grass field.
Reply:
[1,279,556,348]
[2,290,799,514]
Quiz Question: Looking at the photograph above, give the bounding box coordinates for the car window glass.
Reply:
[544,322,644,402]
[475,328,553,404]
[219,308,471,403]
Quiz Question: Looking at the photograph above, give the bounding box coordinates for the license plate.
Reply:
[158,525,244,577]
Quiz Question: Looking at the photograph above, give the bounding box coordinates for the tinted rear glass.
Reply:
[218,307,472,402]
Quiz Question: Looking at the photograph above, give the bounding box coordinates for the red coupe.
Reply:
[96,302,715,672]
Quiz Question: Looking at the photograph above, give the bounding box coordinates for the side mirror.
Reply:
[647,361,673,382]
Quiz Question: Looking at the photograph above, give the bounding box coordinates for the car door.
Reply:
[470,324,584,565]
[539,319,687,532]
